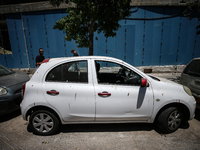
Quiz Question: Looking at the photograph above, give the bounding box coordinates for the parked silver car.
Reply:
[180,57,200,109]
[0,64,30,115]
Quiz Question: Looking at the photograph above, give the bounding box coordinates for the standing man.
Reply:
[36,48,45,67]
[71,49,79,73]
[71,49,79,57]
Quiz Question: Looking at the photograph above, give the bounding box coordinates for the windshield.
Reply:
[0,64,14,77]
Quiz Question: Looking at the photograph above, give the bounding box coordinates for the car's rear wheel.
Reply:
[29,110,60,135]
[157,107,182,133]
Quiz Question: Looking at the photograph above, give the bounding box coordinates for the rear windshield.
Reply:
[184,60,200,77]
[0,64,14,77]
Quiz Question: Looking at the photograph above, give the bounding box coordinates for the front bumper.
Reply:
[0,93,22,116]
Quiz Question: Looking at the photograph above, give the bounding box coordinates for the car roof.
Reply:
[47,56,122,63]
[34,55,153,83]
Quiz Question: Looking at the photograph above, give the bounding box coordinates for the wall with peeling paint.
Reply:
[0,6,200,68]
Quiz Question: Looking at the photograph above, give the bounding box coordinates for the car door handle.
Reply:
[98,91,111,97]
[46,90,59,96]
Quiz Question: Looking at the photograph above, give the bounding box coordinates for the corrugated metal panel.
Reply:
[6,14,28,68]
[2,7,200,68]
[0,55,13,68]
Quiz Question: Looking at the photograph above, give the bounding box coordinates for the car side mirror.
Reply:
[141,78,148,87]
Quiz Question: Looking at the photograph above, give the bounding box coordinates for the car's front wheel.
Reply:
[157,107,182,133]
[29,110,60,135]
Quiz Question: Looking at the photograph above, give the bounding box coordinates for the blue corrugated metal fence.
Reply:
[1,6,200,68]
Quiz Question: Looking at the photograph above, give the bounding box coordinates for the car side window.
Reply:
[46,65,62,82]
[46,60,88,83]
[184,60,200,77]
[95,60,141,86]
[63,61,88,83]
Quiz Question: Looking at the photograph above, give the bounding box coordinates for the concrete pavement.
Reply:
[1,71,200,150]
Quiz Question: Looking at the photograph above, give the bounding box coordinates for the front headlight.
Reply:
[0,87,8,95]
[183,86,192,96]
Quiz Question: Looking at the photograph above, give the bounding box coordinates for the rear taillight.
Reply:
[22,83,26,98]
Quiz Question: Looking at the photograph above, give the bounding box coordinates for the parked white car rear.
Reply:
[21,56,196,135]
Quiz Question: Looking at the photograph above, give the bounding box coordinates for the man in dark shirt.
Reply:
[36,48,45,67]
[71,49,79,57]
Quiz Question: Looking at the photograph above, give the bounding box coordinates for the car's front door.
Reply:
[93,60,154,121]
[42,60,95,122]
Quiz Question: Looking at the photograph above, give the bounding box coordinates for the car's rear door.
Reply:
[42,60,95,122]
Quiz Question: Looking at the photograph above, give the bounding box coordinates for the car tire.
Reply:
[29,110,60,136]
[157,107,182,133]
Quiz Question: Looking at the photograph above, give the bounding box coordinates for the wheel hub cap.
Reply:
[32,113,54,133]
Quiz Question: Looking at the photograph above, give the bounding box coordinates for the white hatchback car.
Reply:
[21,56,196,135]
